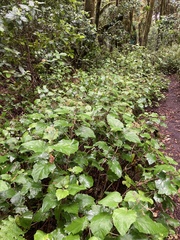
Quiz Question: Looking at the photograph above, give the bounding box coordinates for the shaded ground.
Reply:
[151,74,180,239]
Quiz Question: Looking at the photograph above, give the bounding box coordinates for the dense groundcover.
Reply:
[0,0,180,239]
[0,47,180,239]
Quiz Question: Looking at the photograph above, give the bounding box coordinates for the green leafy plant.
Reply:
[0,216,25,240]
[0,1,180,239]
[0,53,179,238]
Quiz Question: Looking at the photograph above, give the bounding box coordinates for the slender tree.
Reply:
[84,0,96,23]
[95,0,102,29]
[139,0,155,46]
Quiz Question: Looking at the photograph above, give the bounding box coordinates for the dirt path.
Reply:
[155,75,180,164]
[151,74,180,238]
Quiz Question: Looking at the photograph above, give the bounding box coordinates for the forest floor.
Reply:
[150,74,180,239]
[0,74,180,239]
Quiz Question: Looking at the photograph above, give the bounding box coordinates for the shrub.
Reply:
[0,49,179,239]
[156,44,180,76]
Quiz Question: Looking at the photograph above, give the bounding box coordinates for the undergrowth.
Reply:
[0,47,180,239]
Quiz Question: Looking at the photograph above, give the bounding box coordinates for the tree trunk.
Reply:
[95,0,102,29]
[84,0,95,24]
[139,0,155,46]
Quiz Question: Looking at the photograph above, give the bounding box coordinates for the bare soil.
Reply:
[150,74,180,239]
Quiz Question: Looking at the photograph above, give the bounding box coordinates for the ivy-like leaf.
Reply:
[0,180,10,192]
[108,159,122,178]
[107,114,124,132]
[75,194,95,209]
[34,229,65,240]
[79,174,93,188]
[68,166,83,174]
[154,165,176,174]
[124,191,153,204]
[123,130,141,143]
[65,216,88,234]
[134,215,168,237]
[52,139,79,156]
[155,178,177,195]
[43,126,59,141]
[145,153,156,165]
[68,184,86,195]
[0,216,25,240]
[63,235,80,240]
[75,126,96,138]
[56,189,69,201]
[41,193,57,212]
[90,213,113,239]
[34,230,50,240]
[63,203,79,215]
[21,140,47,153]
[0,155,8,163]
[88,237,101,240]
[32,161,56,182]
[112,208,137,236]
[98,191,122,208]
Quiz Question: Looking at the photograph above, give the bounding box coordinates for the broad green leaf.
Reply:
[28,113,44,120]
[43,126,59,141]
[32,161,56,182]
[98,191,122,208]
[107,114,124,132]
[10,192,23,206]
[88,237,101,240]
[65,216,88,234]
[68,184,86,195]
[145,153,156,165]
[34,230,47,240]
[87,205,102,220]
[30,122,47,135]
[134,215,168,237]
[63,235,80,240]
[75,194,95,209]
[138,191,153,204]
[0,155,8,163]
[54,119,72,128]
[75,126,96,138]
[46,228,65,239]
[0,180,10,192]
[154,165,176,174]
[112,208,137,236]
[79,174,93,188]
[33,209,49,223]
[21,140,47,153]
[93,141,109,154]
[124,131,141,143]
[108,159,122,178]
[63,203,79,214]
[68,166,83,174]
[165,156,178,165]
[56,189,69,201]
[21,132,32,143]
[90,213,113,239]
[122,175,135,188]
[124,191,153,204]
[41,193,57,212]
[155,178,177,195]
[52,139,79,156]
[166,217,180,228]
[54,107,72,115]
[53,176,70,188]
[0,216,25,240]
[123,113,134,123]
[16,211,33,230]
